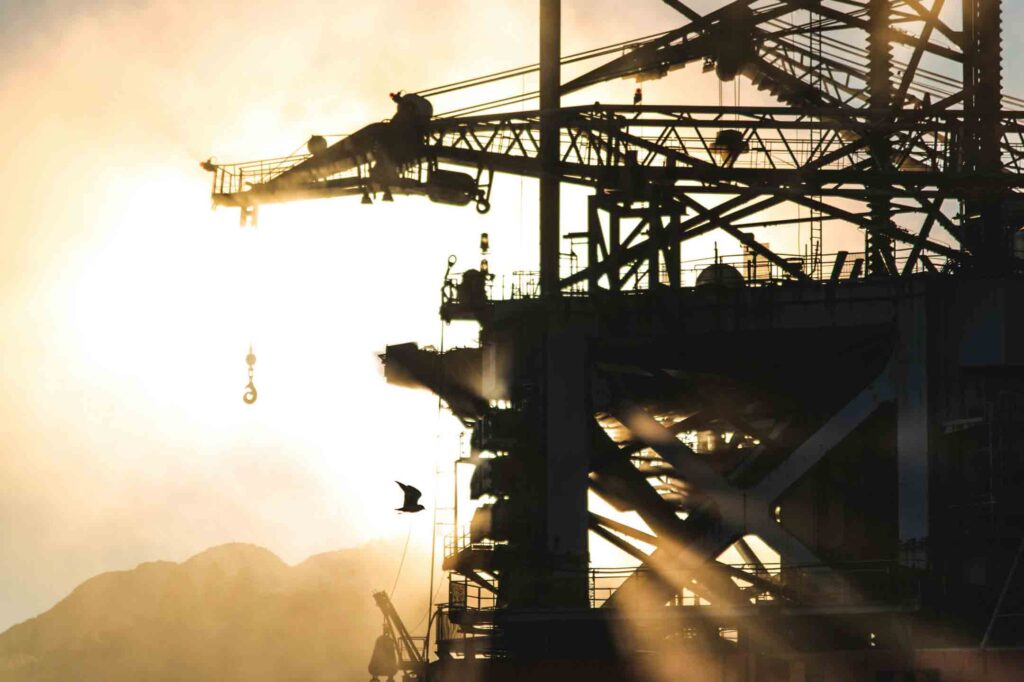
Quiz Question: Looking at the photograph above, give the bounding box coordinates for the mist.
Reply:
[0,0,693,633]
[6,0,1024,646]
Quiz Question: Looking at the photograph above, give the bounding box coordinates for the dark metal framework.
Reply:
[207,0,1024,677]
[209,0,1024,286]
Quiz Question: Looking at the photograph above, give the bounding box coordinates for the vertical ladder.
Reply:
[807,7,824,280]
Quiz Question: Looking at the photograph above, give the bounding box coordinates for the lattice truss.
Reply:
[208,0,1024,286]
[206,0,1024,621]
[583,357,900,611]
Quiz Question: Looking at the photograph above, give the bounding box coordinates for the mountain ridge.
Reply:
[0,540,428,681]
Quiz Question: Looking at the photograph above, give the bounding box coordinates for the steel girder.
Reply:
[587,353,898,611]
[207,0,1022,287]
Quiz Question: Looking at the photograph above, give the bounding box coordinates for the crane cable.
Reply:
[386,291,451,607]
[415,12,1024,119]
[417,28,693,118]
[421,304,448,662]
[389,521,414,598]
[413,29,673,98]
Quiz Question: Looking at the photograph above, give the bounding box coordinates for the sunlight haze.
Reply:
[4,0,1024,635]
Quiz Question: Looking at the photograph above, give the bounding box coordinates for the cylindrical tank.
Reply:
[696,263,745,289]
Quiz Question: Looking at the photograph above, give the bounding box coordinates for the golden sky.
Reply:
[0,0,707,631]
[3,0,1023,632]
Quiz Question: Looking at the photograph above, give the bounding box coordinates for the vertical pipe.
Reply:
[587,195,600,293]
[610,211,621,291]
[648,213,661,290]
[540,0,561,296]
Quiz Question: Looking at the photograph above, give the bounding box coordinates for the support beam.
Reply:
[892,0,946,109]
[902,201,941,276]
[590,522,654,565]
[660,0,702,22]
[590,424,694,541]
[544,325,590,606]
[563,194,786,289]
[866,0,896,276]
[465,570,498,594]
[540,0,561,296]
[613,407,823,567]
[734,537,766,574]
[590,512,658,546]
[753,362,895,503]
[791,195,962,262]
[901,0,961,47]
[896,295,930,542]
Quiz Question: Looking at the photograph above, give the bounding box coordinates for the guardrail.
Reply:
[443,528,498,563]
[434,560,921,659]
[442,561,918,611]
[439,248,950,312]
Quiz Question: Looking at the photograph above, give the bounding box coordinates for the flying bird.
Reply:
[395,481,425,513]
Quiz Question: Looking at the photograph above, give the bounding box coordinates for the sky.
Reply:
[3,0,1024,633]
[0,0,700,633]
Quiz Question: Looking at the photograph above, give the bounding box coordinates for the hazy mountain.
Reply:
[0,542,429,681]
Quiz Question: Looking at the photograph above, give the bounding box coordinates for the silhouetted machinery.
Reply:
[370,590,425,681]
[204,90,489,226]
[368,630,399,682]
[206,1,1024,680]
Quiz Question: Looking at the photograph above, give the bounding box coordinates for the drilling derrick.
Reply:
[205,1,1024,679]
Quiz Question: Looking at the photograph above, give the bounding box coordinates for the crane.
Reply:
[204,0,1024,285]
[204,1,1024,676]
[370,590,426,680]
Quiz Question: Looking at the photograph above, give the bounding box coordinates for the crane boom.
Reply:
[204,0,1024,282]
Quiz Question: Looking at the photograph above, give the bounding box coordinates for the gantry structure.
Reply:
[206,1,1024,680]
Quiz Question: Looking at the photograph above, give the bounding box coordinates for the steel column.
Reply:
[896,295,930,543]
[540,0,561,296]
[544,325,590,606]
[866,0,896,276]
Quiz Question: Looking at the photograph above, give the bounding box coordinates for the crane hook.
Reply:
[243,345,258,404]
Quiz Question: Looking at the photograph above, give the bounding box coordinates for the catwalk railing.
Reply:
[434,561,922,659]
[442,561,920,611]
[440,246,952,314]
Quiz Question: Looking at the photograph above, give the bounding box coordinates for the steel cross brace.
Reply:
[599,358,897,607]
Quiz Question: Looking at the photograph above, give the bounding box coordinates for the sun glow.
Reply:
[51,162,468,552]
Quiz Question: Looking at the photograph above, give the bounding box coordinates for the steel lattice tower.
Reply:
[204,1,1024,679]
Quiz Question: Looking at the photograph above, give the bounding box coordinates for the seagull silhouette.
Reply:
[395,481,425,513]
